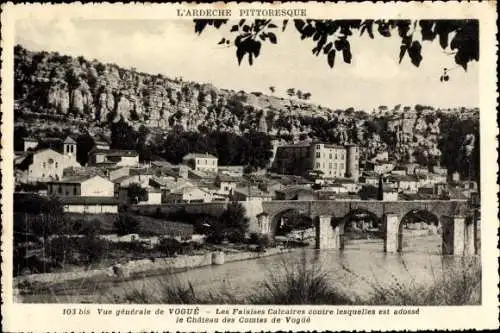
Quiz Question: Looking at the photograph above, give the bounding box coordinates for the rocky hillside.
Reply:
[14,45,331,133]
[14,45,479,178]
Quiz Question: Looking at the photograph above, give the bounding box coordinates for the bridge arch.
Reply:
[397,209,440,252]
[270,208,314,237]
[333,208,383,249]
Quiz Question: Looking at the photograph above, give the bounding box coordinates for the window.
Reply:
[316,152,320,158]
[329,153,332,159]
[329,163,332,169]
[341,154,345,160]
[55,162,58,168]
[334,163,337,169]
[316,145,321,149]
[42,162,46,168]
[74,186,77,195]
[316,163,320,168]
[58,187,62,194]
[340,163,344,170]
[334,154,337,160]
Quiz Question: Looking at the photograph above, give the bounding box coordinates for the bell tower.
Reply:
[63,136,77,159]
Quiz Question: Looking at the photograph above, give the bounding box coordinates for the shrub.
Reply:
[157,238,185,257]
[114,213,140,236]
[45,236,77,267]
[78,236,108,266]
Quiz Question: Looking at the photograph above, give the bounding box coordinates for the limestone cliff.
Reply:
[14,45,479,169]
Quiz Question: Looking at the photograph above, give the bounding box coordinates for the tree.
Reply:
[268,86,276,94]
[377,176,384,200]
[286,88,296,97]
[194,19,479,72]
[219,202,249,241]
[114,213,140,236]
[76,133,95,165]
[127,183,148,204]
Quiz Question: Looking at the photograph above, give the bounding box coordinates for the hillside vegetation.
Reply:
[14,45,479,179]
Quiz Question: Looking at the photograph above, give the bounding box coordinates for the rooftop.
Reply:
[49,174,108,184]
[183,153,218,159]
[64,136,77,144]
[91,149,139,157]
[234,186,273,198]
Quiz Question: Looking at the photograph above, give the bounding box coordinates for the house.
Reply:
[382,188,399,201]
[360,173,379,186]
[164,185,213,203]
[182,153,218,173]
[390,167,407,176]
[334,178,360,193]
[414,167,429,175]
[232,186,273,202]
[218,165,245,177]
[427,172,447,186]
[215,175,241,195]
[109,166,131,181]
[275,186,315,201]
[59,196,119,214]
[365,160,395,174]
[136,187,162,205]
[23,137,39,151]
[372,151,389,162]
[418,183,448,198]
[94,140,110,151]
[432,165,448,176]
[47,175,115,197]
[88,149,139,167]
[386,175,419,193]
[401,163,419,175]
[321,182,348,194]
[114,174,153,202]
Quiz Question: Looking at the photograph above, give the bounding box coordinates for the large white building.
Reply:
[182,153,218,173]
[272,142,360,180]
[17,137,81,182]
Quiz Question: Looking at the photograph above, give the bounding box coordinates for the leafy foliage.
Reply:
[114,213,141,236]
[194,19,479,70]
[127,183,148,204]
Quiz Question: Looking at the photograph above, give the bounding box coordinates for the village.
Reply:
[14,134,478,212]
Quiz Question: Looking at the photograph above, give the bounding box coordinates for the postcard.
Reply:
[1,2,498,332]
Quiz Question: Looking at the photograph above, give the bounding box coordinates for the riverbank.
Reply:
[16,246,295,297]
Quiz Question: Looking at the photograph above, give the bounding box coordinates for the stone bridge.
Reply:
[133,199,478,256]
[257,200,478,256]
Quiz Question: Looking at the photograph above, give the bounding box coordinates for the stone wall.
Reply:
[16,248,292,287]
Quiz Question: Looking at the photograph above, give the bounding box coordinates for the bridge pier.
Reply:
[465,220,475,256]
[316,215,337,249]
[257,212,271,235]
[442,215,466,255]
[384,213,400,253]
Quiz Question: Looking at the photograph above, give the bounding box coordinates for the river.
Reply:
[21,233,480,303]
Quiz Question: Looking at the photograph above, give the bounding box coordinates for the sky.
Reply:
[15,19,479,111]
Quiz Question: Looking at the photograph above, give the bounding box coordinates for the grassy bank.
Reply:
[116,255,481,305]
